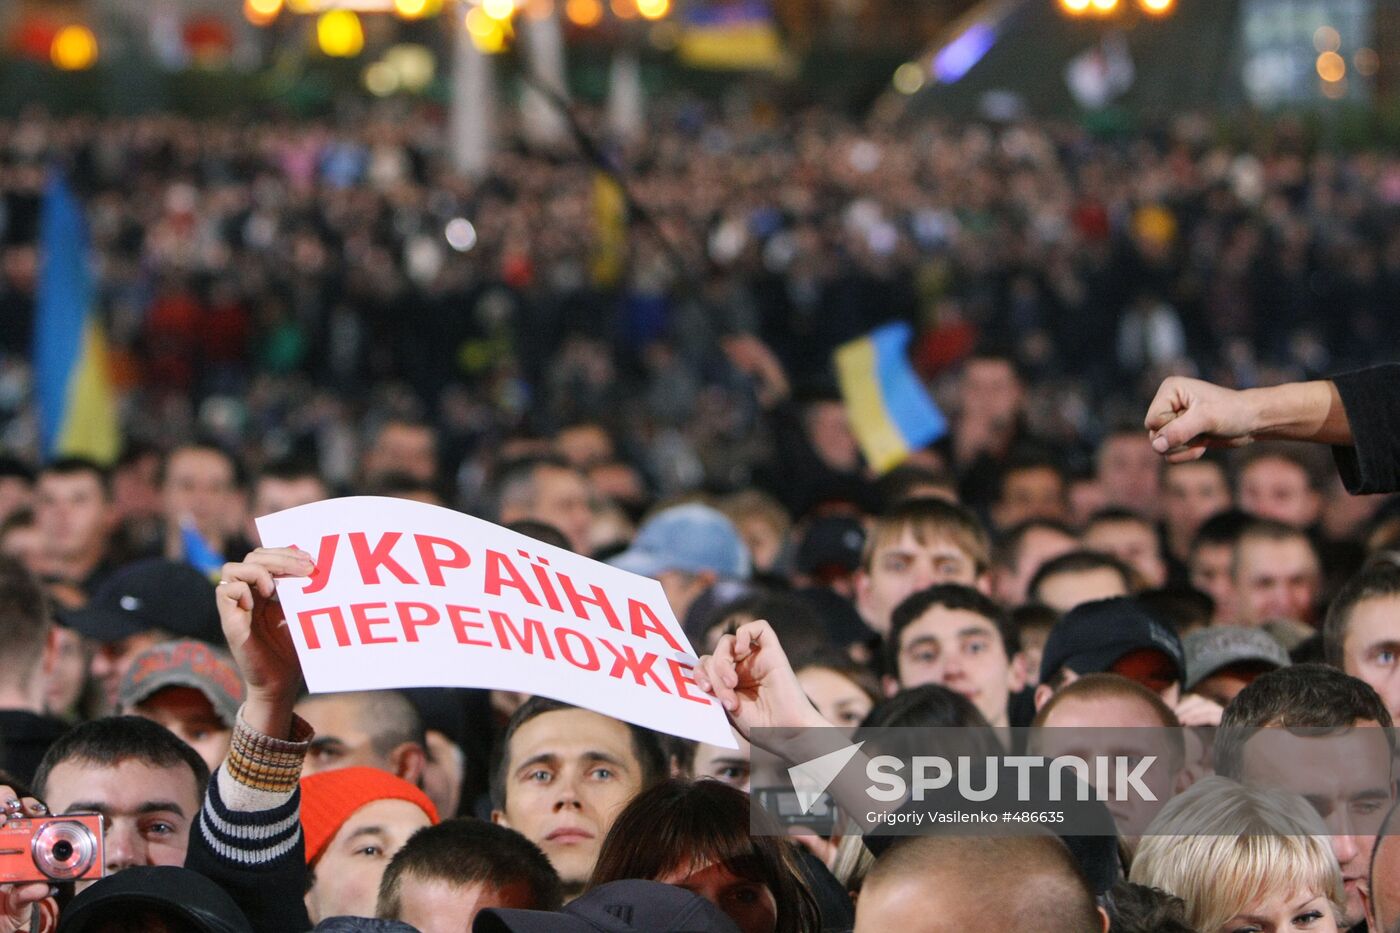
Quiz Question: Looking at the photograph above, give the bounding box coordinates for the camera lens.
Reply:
[31,821,97,881]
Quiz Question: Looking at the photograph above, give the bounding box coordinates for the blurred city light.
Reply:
[1139,0,1173,14]
[637,0,670,20]
[466,8,509,52]
[50,25,98,71]
[1089,0,1118,13]
[393,0,441,19]
[934,24,996,83]
[445,218,478,252]
[1313,26,1341,53]
[244,0,284,25]
[522,0,555,20]
[565,0,604,26]
[893,62,926,95]
[317,10,364,57]
[1059,0,1091,12]
[483,0,516,21]
[1355,47,1380,77]
[1316,50,1345,83]
[1321,77,1347,99]
[612,0,639,19]
[364,61,399,95]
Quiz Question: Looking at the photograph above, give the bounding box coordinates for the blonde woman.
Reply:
[1130,776,1344,932]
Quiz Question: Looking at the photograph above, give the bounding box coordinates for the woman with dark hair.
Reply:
[589,779,821,933]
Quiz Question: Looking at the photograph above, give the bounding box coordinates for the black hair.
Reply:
[1027,550,1133,603]
[885,583,1017,678]
[34,716,210,800]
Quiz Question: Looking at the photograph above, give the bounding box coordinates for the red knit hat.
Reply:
[300,767,439,866]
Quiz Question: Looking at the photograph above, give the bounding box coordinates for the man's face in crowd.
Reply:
[1097,435,1161,513]
[305,798,433,924]
[35,471,111,564]
[1034,567,1129,615]
[297,694,408,779]
[1190,663,1272,707]
[1083,519,1165,589]
[658,861,779,933]
[1239,457,1321,529]
[494,709,645,889]
[1240,726,1393,927]
[162,449,236,541]
[1190,542,1237,625]
[394,874,539,933]
[803,401,859,473]
[997,526,1078,607]
[366,424,438,484]
[1036,694,1178,835]
[555,424,614,469]
[1162,461,1230,544]
[1234,535,1320,626]
[531,465,594,554]
[961,358,1023,426]
[857,527,982,636]
[993,467,1067,529]
[1366,829,1400,933]
[1340,595,1400,721]
[130,687,231,773]
[43,757,201,884]
[894,605,1022,728]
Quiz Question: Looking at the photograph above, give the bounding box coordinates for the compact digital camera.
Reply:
[0,814,103,884]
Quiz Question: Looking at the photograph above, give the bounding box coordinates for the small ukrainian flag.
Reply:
[834,322,947,475]
[33,173,119,465]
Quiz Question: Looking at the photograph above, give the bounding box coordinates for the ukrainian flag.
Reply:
[679,0,785,72]
[33,174,119,465]
[834,322,947,474]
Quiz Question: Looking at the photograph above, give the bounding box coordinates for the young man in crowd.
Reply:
[1082,508,1168,589]
[161,443,248,567]
[495,457,595,555]
[1235,443,1325,530]
[854,497,992,639]
[295,689,427,787]
[1027,550,1134,614]
[1231,517,1322,627]
[882,583,1025,728]
[991,519,1079,607]
[1159,456,1232,571]
[1188,509,1252,625]
[1325,559,1400,720]
[247,458,330,544]
[1216,664,1394,930]
[361,419,440,489]
[989,455,1070,532]
[1181,626,1289,707]
[376,820,562,932]
[489,697,666,897]
[34,715,209,882]
[33,458,117,593]
[1096,427,1163,520]
[0,556,72,783]
[301,766,440,925]
[117,639,244,772]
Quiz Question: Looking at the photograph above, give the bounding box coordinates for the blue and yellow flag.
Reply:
[33,174,119,465]
[679,0,785,71]
[834,322,947,474]
[180,520,226,579]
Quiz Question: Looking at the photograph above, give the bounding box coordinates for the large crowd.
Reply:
[0,104,1396,931]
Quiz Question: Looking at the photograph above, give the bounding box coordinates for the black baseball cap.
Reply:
[794,516,866,578]
[61,559,223,645]
[57,865,251,933]
[1038,597,1185,686]
[474,880,741,933]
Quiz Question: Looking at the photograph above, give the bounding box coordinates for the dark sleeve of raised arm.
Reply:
[1331,364,1400,494]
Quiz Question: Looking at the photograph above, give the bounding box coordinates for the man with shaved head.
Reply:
[854,835,1109,932]
[295,689,427,787]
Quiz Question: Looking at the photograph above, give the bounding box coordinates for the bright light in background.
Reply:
[483,0,516,21]
[317,10,364,56]
[364,61,399,95]
[565,0,603,26]
[1139,0,1172,14]
[1060,0,1091,12]
[393,0,441,18]
[244,0,284,25]
[1316,50,1345,83]
[612,0,638,20]
[934,23,995,83]
[445,218,478,252]
[465,8,508,52]
[51,25,98,70]
[384,44,435,90]
[1356,47,1380,77]
[637,0,670,20]
[1313,25,1341,53]
[522,0,555,20]
[1089,0,1117,12]
[893,62,926,95]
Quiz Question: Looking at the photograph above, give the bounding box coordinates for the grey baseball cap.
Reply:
[1183,627,1290,691]
[474,880,740,933]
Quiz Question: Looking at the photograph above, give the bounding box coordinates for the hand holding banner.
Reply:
[255,496,736,748]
